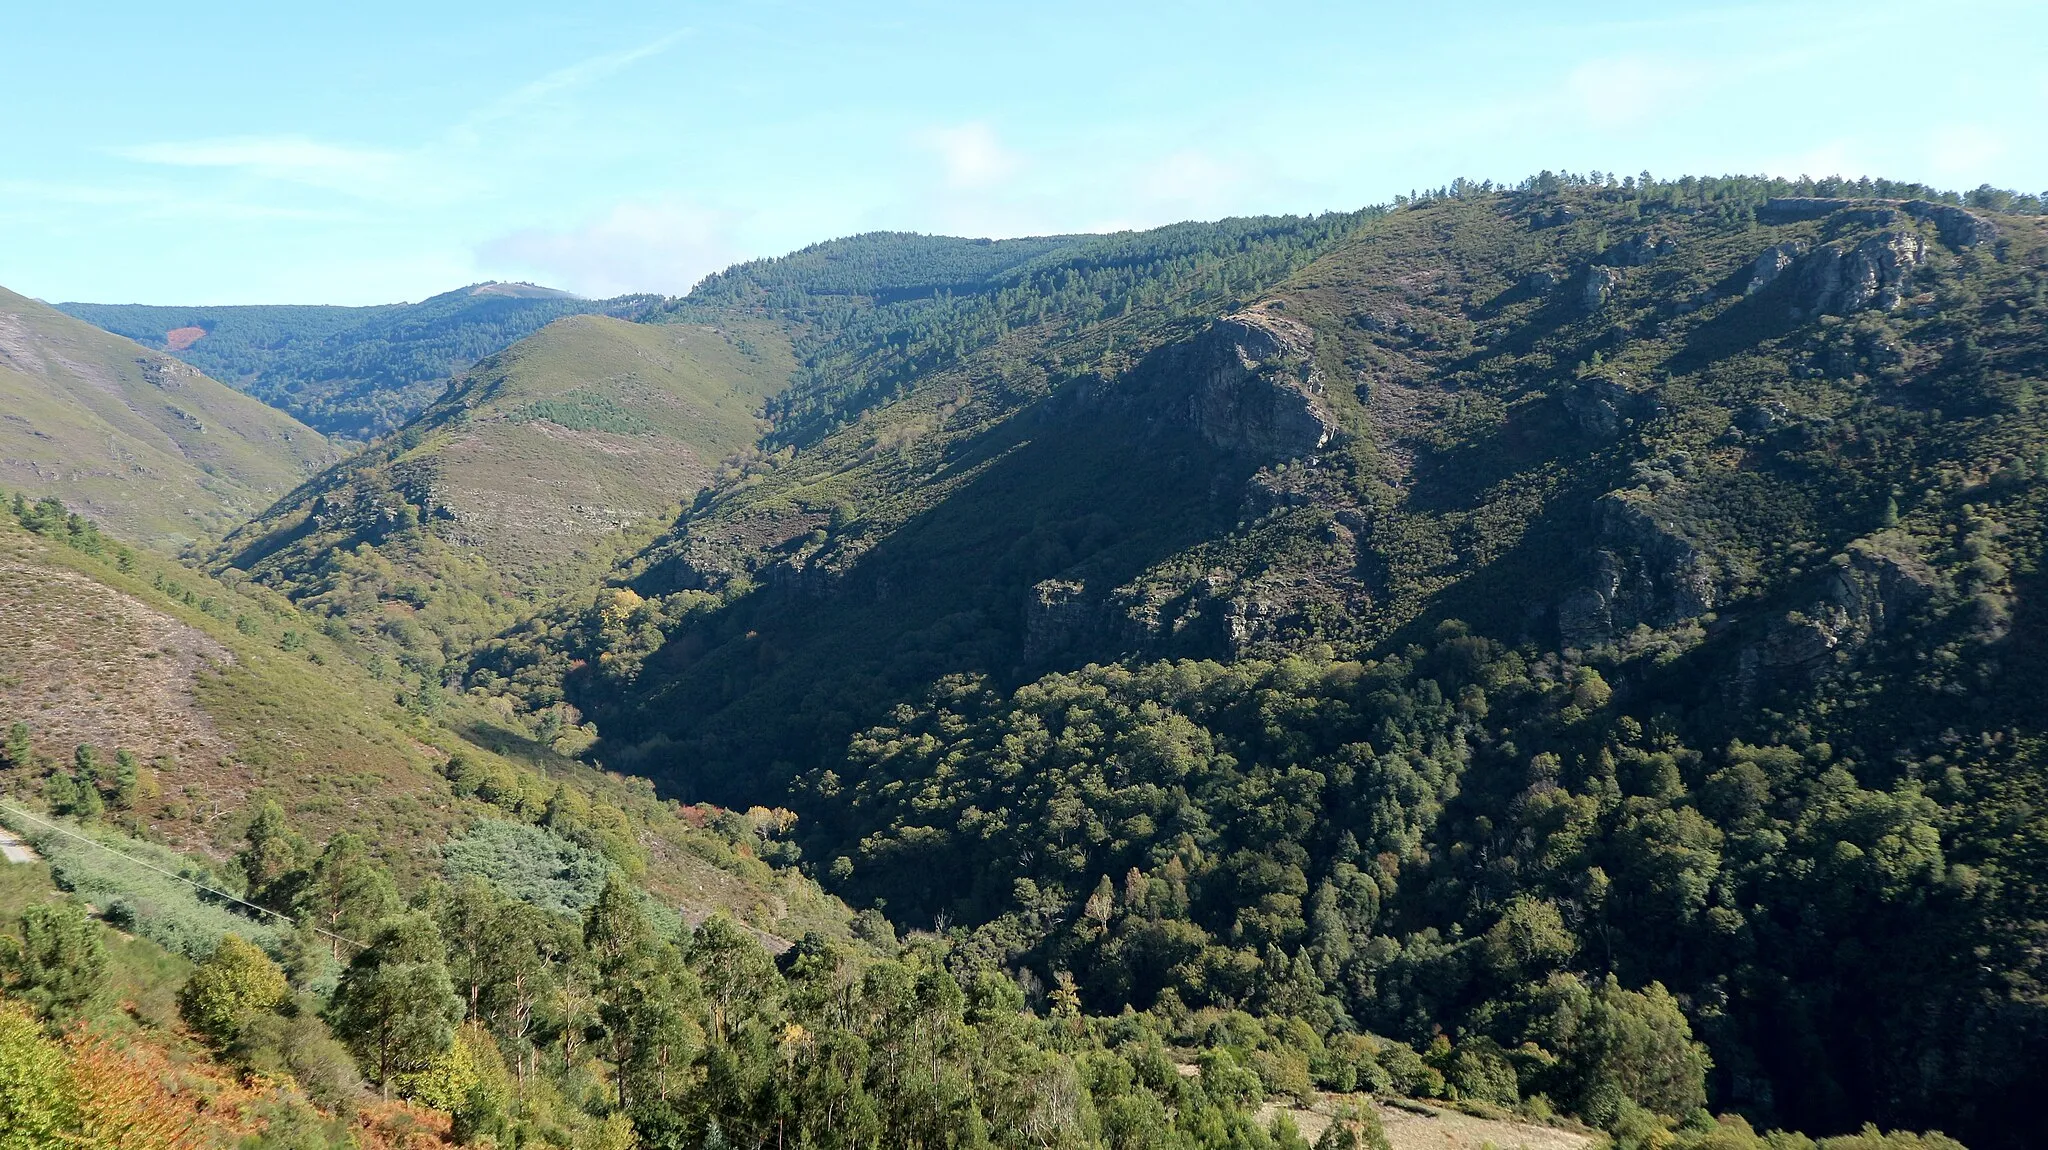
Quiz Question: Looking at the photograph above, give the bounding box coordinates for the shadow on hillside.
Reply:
[596,403,1255,805]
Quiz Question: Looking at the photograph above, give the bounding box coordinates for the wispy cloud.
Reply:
[917,123,1022,191]
[112,135,405,197]
[461,29,689,135]
[476,200,740,297]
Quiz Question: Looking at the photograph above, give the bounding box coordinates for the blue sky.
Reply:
[5,0,2044,305]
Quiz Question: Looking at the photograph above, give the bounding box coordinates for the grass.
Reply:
[0,285,336,549]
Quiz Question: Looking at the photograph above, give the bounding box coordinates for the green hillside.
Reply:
[59,283,657,439]
[461,175,2047,1148]
[0,285,336,547]
[213,313,797,677]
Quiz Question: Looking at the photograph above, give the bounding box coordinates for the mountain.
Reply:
[462,175,2048,1147]
[213,312,798,667]
[0,285,336,547]
[58,283,657,439]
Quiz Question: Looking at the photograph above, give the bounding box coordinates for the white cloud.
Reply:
[917,123,1021,190]
[113,135,405,197]
[476,200,741,297]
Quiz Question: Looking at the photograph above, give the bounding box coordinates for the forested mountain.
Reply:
[0,285,336,547]
[59,283,657,440]
[449,175,2048,1148]
[13,173,2039,1150]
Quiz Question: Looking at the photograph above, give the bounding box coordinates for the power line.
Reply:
[0,800,367,952]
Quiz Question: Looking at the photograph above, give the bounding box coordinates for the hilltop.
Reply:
[0,285,336,547]
[59,283,657,439]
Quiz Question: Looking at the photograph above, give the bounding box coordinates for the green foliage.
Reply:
[179,933,290,1047]
[0,901,107,1021]
[0,1000,78,1150]
[326,912,462,1087]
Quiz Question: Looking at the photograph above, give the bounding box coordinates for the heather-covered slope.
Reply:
[0,285,335,547]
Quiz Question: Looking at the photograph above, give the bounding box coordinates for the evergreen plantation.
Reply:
[3,170,2043,1150]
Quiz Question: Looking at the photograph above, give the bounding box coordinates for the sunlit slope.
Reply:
[0,285,334,546]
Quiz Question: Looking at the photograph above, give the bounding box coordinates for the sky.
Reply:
[4,0,2044,306]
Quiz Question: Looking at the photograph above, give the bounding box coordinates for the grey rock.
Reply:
[1610,232,1677,267]
[1177,311,1338,457]
[1579,266,1625,312]
[1793,231,1925,316]
[1759,197,1863,223]
[1564,377,1660,437]
[1902,200,1998,248]
[1557,493,1720,648]
[1023,578,1098,662]
[1745,241,1809,294]
[1523,267,1564,292]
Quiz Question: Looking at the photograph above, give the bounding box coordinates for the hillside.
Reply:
[212,313,798,673]
[0,499,851,940]
[59,283,656,439]
[0,285,336,547]
[466,175,2047,1148]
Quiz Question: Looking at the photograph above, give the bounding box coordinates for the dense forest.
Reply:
[3,170,2042,1150]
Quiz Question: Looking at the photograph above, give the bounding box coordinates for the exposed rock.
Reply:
[1108,309,1338,460]
[1902,200,1998,248]
[1792,231,1925,316]
[1579,266,1624,312]
[1739,536,1938,690]
[1531,205,1580,229]
[1558,492,1720,648]
[1523,267,1564,292]
[1609,232,1677,266]
[1733,402,1789,433]
[1563,377,1661,437]
[1745,241,1809,294]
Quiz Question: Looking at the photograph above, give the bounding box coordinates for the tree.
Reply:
[237,799,308,911]
[178,934,290,1047]
[108,750,141,811]
[1,723,29,772]
[0,901,107,1020]
[327,913,461,1091]
[294,832,399,958]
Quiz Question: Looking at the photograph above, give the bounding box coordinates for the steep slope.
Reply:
[214,313,797,667]
[0,285,335,547]
[0,500,850,941]
[60,282,656,439]
[476,175,2048,1147]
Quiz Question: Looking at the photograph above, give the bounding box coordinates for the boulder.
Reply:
[1579,266,1625,312]
[1557,492,1720,648]
[1902,200,1997,248]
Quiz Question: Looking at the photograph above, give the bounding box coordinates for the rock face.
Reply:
[1902,200,1997,248]
[1112,309,1338,460]
[1793,231,1925,316]
[1746,241,1809,294]
[1736,536,1938,694]
[1558,493,1720,648]
[1563,377,1661,437]
[1023,578,1102,662]
[1579,266,1625,312]
[1609,232,1677,266]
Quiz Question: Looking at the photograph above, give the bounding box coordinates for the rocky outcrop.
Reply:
[1746,241,1808,294]
[1023,578,1101,662]
[1579,266,1624,312]
[1737,535,1938,693]
[1105,309,1338,460]
[1792,231,1925,316]
[1902,200,1997,248]
[1563,376,1661,437]
[1558,493,1720,648]
[1609,232,1677,266]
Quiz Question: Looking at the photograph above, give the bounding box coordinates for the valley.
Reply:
[2,172,2040,1150]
